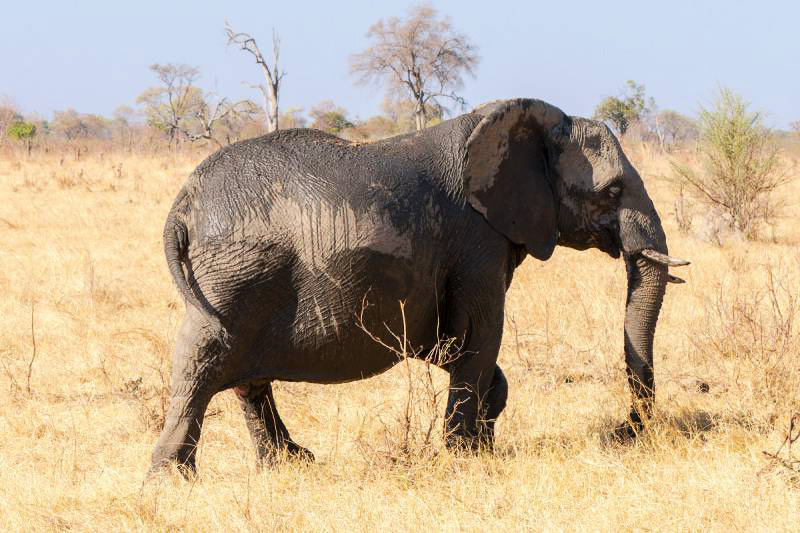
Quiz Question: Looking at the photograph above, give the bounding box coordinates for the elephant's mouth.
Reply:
[556,222,621,258]
[597,221,622,258]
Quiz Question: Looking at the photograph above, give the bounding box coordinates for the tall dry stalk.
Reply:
[356,299,462,464]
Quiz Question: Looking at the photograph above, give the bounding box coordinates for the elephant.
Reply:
[149,98,689,474]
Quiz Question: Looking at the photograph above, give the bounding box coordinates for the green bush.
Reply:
[7,121,36,141]
[672,88,785,240]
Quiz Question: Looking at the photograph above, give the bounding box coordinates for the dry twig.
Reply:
[27,301,37,396]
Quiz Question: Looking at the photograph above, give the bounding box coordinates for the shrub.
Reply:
[7,121,36,141]
[671,88,786,239]
[689,263,800,423]
[7,121,37,155]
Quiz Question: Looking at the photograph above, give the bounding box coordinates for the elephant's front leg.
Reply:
[443,312,505,450]
[483,366,508,445]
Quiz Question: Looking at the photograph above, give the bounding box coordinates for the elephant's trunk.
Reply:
[615,169,681,431]
[622,253,667,425]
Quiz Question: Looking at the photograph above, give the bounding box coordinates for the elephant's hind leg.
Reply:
[149,315,228,477]
[236,381,314,464]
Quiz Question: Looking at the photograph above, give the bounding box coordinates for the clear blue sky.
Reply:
[2,0,797,128]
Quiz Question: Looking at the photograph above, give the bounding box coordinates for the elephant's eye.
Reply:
[607,185,622,199]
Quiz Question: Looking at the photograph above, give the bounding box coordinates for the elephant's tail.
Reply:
[164,212,230,345]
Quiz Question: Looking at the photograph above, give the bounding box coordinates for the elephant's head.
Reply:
[463,99,689,431]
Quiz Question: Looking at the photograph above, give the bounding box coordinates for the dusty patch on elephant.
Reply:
[264,196,413,269]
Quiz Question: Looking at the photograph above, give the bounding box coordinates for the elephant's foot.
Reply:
[257,440,315,466]
[445,427,495,453]
[445,433,476,452]
[612,420,640,442]
[611,408,648,442]
[149,392,211,480]
[148,448,199,480]
[147,460,198,481]
[285,440,315,462]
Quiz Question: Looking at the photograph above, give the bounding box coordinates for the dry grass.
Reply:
[1,140,799,531]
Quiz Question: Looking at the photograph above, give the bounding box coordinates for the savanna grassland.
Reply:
[1,138,799,531]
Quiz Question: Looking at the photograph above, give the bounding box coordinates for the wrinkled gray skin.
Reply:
[150,99,677,475]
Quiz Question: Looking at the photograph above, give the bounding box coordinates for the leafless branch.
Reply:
[180,95,257,147]
[226,21,285,132]
[349,5,478,130]
[354,293,463,462]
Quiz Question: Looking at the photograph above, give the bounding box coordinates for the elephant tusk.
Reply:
[641,249,690,267]
[667,274,686,284]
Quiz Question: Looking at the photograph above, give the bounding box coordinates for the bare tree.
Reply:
[183,95,258,147]
[651,110,698,151]
[137,63,203,143]
[350,4,479,130]
[226,22,285,132]
[217,99,263,144]
[51,109,111,140]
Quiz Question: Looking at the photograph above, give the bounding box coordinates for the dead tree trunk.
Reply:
[226,23,285,133]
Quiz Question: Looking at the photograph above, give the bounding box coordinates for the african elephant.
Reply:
[150,98,688,474]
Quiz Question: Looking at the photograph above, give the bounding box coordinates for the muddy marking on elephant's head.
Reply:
[463,99,665,259]
[550,117,630,257]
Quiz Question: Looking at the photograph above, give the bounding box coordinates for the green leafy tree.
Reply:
[0,99,21,140]
[672,88,785,239]
[7,120,36,154]
[594,80,653,135]
[7,120,36,141]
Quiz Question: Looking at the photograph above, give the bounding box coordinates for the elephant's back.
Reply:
[175,128,448,247]
[171,131,345,241]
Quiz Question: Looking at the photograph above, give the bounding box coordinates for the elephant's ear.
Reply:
[464,99,565,260]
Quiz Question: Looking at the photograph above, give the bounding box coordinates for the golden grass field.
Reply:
[1,139,799,531]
